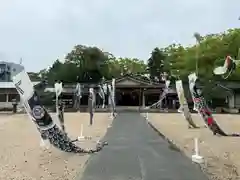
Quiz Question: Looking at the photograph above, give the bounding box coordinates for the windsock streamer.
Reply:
[74,83,82,111]
[11,64,107,154]
[213,56,239,79]
[98,85,104,99]
[102,83,108,107]
[54,82,65,131]
[88,88,95,125]
[111,78,116,111]
[175,80,198,128]
[98,84,106,108]
[188,73,240,136]
[108,84,116,117]
[103,83,108,94]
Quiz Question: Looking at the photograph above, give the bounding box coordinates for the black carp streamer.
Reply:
[188,73,239,136]
[12,69,107,154]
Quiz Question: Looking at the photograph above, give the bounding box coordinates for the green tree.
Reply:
[45,59,64,83]
[118,58,147,75]
[163,28,240,82]
[160,28,240,99]
[147,48,166,80]
[106,57,147,78]
[163,44,187,79]
[28,72,41,81]
[65,45,109,83]
[39,28,240,88]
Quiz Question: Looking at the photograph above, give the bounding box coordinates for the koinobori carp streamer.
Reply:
[188,73,239,136]
[12,68,107,154]
[175,80,198,128]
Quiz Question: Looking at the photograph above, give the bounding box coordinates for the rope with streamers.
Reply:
[144,71,170,110]
[145,80,170,110]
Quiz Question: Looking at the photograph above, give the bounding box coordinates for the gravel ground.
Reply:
[0,112,112,180]
[147,113,240,180]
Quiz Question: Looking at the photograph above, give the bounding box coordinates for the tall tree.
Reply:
[106,57,147,78]
[118,58,147,75]
[147,48,166,80]
[65,45,110,83]
[28,72,41,81]
[46,59,64,83]
[39,28,240,89]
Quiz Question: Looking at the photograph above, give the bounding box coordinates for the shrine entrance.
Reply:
[116,88,140,106]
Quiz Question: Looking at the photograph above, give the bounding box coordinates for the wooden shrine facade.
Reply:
[45,74,179,109]
[105,75,178,109]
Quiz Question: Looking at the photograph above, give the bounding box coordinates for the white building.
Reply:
[0,61,40,110]
[0,81,40,110]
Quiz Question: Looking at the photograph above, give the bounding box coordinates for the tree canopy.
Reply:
[147,47,166,80]
[35,28,240,86]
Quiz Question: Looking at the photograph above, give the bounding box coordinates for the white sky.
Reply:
[0,0,239,72]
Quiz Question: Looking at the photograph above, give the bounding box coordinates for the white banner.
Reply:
[176,80,187,109]
[12,70,34,101]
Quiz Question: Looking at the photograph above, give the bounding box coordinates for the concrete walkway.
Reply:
[79,113,208,180]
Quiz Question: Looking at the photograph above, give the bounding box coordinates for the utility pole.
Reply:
[19,58,23,65]
[194,32,201,76]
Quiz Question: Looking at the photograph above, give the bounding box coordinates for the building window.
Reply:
[8,94,20,102]
[0,94,6,102]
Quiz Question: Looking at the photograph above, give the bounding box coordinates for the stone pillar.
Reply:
[139,88,141,107]
[173,99,176,109]
[159,93,163,109]
[142,89,145,108]
[228,93,235,108]
[6,94,9,102]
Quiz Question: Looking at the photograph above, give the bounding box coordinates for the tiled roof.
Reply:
[0,81,41,89]
[104,74,165,86]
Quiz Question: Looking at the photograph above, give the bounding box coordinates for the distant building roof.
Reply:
[0,81,41,89]
[104,74,165,86]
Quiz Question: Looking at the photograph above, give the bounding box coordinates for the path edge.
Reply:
[146,120,210,179]
[147,120,182,153]
[74,114,117,180]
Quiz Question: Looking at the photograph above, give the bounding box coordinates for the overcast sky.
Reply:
[0,0,239,72]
